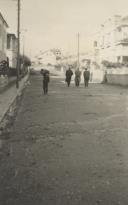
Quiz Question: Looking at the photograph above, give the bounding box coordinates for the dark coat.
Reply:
[83,70,90,80]
[66,69,73,82]
[43,72,50,83]
[41,69,50,83]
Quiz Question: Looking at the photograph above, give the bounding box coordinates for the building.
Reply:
[7,33,17,68]
[0,12,8,62]
[36,49,62,66]
[94,15,128,64]
[61,52,93,69]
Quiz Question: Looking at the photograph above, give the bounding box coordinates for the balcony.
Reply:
[116,38,128,45]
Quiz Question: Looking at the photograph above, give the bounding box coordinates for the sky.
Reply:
[1,0,128,59]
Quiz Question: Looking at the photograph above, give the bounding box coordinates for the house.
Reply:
[0,12,8,62]
[7,33,17,68]
[37,49,62,66]
[94,15,128,64]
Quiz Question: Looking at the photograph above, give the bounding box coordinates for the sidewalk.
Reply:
[0,74,29,124]
[0,76,16,93]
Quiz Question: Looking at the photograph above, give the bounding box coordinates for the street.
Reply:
[1,74,128,205]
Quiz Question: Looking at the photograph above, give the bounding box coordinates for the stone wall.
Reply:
[105,67,128,86]
[107,67,128,85]
[107,74,128,86]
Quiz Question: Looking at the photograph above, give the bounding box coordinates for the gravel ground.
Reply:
[0,75,128,205]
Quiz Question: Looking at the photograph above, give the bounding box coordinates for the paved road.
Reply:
[1,75,128,205]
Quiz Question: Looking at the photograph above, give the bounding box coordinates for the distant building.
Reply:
[0,12,8,62]
[7,33,17,68]
[61,52,93,69]
[94,15,128,63]
[37,49,62,66]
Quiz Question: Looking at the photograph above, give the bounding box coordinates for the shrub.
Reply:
[101,60,125,68]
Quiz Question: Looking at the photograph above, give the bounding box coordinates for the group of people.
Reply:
[65,67,90,88]
[40,66,91,95]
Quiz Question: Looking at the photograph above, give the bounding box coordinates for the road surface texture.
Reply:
[1,74,128,205]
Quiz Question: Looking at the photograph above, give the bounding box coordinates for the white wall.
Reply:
[0,17,7,62]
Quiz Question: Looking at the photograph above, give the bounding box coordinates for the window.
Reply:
[122,27,128,39]
[0,24,2,37]
[7,36,11,49]
[93,41,97,47]
[123,56,128,63]
[117,56,121,62]
[118,27,121,32]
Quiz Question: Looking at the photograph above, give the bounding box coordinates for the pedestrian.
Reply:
[83,67,90,87]
[65,66,73,87]
[41,69,50,94]
[103,70,107,83]
[75,68,81,87]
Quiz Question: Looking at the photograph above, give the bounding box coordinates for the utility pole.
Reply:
[22,29,27,67]
[22,34,25,68]
[16,0,20,88]
[77,33,80,70]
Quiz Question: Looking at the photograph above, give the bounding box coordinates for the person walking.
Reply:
[65,66,73,87]
[83,67,90,88]
[75,68,81,87]
[41,69,50,94]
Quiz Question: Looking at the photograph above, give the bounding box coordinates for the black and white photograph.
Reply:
[0,0,128,204]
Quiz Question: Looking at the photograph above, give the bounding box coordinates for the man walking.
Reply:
[41,69,50,94]
[83,68,90,87]
[65,66,73,87]
[75,68,81,87]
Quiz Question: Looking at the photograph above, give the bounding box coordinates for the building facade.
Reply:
[0,12,8,62]
[94,15,128,64]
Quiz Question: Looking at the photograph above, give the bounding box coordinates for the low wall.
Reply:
[107,74,128,86]
[105,67,128,86]
[0,74,29,124]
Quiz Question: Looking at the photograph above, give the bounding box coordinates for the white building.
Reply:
[37,49,62,66]
[0,12,8,62]
[95,15,128,64]
[7,33,17,68]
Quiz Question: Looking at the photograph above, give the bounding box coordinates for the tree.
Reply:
[20,55,31,67]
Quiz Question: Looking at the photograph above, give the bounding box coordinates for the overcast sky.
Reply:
[1,0,128,58]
